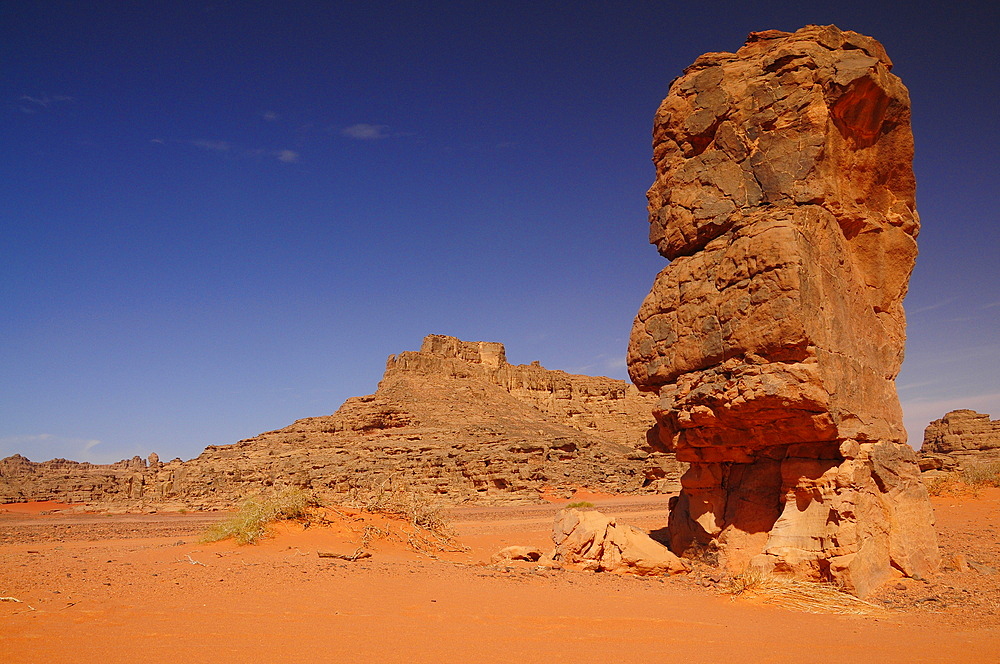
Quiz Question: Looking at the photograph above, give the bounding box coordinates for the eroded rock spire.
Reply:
[627,25,938,596]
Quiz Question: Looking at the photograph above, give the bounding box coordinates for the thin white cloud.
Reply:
[190,139,231,152]
[18,94,74,114]
[341,123,390,140]
[983,301,1000,309]
[262,110,279,121]
[177,139,300,164]
[908,297,957,315]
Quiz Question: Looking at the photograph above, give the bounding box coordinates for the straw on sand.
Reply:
[727,569,883,615]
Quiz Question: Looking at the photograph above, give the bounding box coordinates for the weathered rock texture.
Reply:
[919,410,1000,472]
[1,335,683,509]
[551,508,689,575]
[627,25,938,596]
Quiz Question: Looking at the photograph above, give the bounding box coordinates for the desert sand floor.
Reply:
[1,491,998,664]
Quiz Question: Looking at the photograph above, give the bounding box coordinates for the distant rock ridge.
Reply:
[0,335,682,508]
[919,409,1000,472]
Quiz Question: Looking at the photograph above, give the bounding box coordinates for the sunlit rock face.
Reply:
[627,25,938,596]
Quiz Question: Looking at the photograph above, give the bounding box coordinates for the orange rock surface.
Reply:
[627,25,938,596]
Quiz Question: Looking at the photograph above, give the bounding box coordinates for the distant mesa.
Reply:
[626,25,938,596]
[0,334,682,508]
[918,409,1000,472]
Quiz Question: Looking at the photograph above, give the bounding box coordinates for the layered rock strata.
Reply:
[627,25,938,596]
[919,410,1000,472]
[1,335,683,508]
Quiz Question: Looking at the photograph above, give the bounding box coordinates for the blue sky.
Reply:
[2,1,997,463]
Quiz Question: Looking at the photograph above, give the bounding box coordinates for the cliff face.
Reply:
[1,335,682,508]
[627,25,938,596]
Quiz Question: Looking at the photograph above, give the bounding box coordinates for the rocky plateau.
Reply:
[0,335,682,509]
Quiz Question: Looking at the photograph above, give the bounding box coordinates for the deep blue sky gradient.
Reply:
[3,1,998,462]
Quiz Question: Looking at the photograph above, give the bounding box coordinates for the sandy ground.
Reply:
[1,491,998,664]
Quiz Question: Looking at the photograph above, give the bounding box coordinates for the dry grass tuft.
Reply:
[926,462,1000,497]
[726,568,883,615]
[202,488,318,545]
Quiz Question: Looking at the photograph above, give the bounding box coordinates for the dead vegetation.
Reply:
[926,461,1000,497]
[725,567,883,615]
[200,479,463,557]
[342,478,464,555]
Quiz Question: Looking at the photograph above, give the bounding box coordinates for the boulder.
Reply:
[490,545,545,564]
[627,25,939,596]
[552,508,689,575]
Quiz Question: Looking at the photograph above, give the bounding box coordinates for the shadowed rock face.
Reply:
[627,25,938,596]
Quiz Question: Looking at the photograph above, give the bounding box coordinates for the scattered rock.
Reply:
[626,25,938,597]
[490,546,544,564]
[967,561,997,576]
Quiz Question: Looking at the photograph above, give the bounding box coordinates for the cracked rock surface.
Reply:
[627,25,938,597]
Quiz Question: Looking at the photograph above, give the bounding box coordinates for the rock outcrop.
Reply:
[551,508,689,575]
[919,410,1000,472]
[1,335,684,508]
[627,25,938,596]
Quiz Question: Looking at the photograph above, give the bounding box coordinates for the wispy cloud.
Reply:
[908,297,957,315]
[262,110,279,122]
[983,301,1000,310]
[182,139,298,163]
[190,139,231,152]
[341,123,390,140]
[18,94,74,114]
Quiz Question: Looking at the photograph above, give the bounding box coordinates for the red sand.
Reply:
[0,500,78,515]
[1,492,998,663]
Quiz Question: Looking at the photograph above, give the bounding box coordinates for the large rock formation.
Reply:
[1,335,683,508]
[919,410,1000,472]
[627,25,938,596]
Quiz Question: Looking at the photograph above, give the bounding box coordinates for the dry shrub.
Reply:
[202,488,318,545]
[963,461,1000,488]
[345,477,461,554]
[925,474,968,497]
[926,462,1000,498]
[726,568,882,615]
[567,501,595,509]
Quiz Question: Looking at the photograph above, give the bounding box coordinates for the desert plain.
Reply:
[2,489,998,664]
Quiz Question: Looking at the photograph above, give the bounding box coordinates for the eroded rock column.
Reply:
[627,25,938,596]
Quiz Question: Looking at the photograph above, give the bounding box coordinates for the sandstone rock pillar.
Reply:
[627,25,938,596]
